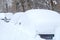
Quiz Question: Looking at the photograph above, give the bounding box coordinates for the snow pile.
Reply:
[25,9,60,34]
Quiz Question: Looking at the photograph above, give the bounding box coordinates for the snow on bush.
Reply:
[25,9,60,34]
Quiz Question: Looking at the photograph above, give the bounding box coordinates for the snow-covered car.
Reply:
[25,9,60,34]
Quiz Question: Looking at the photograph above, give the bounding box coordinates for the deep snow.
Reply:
[0,9,60,40]
[25,9,60,34]
[0,21,41,40]
[0,12,42,40]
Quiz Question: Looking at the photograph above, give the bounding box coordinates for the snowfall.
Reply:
[0,9,60,40]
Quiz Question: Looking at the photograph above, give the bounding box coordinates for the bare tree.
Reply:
[20,0,25,12]
[0,0,60,13]
[5,3,8,12]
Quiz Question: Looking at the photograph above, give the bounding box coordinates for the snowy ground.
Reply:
[0,9,60,40]
[0,13,5,19]
[0,12,43,40]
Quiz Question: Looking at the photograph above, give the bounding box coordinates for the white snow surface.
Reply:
[0,9,60,40]
[0,13,14,23]
[0,13,13,19]
[10,12,37,36]
[0,22,41,40]
[0,13,5,19]
[5,13,13,19]
[10,12,25,24]
[25,9,60,34]
[53,26,60,40]
[0,12,41,40]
